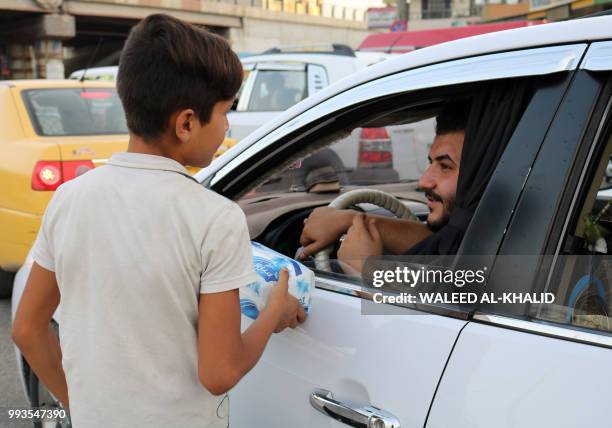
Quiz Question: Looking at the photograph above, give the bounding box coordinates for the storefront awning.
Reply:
[358,21,544,53]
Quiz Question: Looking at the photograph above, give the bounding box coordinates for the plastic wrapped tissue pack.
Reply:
[240,241,314,320]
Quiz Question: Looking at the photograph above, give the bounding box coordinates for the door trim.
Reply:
[473,312,612,349]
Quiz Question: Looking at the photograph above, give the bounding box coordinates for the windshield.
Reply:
[22,88,128,136]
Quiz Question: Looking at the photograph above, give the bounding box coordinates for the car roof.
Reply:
[199,15,612,181]
[243,17,612,140]
[0,79,116,89]
[241,53,366,72]
[69,66,118,78]
[241,53,363,65]
[241,53,368,87]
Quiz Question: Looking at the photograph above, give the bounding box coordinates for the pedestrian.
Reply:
[12,13,306,428]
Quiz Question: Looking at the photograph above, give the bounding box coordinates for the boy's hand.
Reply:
[299,207,356,259]
[198,269,305,395]
[266,269,307,332]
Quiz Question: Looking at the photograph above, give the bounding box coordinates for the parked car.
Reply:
[229,45,404,183]
[0,80,129,298]
[68,65,118,81]
[13,15,612,427]
[228,45,369,141]
[0,80,206,299]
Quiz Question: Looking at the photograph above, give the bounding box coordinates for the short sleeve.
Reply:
[31,191,62,272]
[200,202,258,294]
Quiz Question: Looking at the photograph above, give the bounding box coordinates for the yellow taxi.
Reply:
[214,137,238,159]
[0,81,119,295]
[0,80,236,297]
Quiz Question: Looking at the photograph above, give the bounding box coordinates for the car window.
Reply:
[247,70,307,112]
[239,112,435,269]
[237,78,537,288]
[246,119,435,196]
[22,88,128,136]
[534,117,612,334]
[233,68,251,111]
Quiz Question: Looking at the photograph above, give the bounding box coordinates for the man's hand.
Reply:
[338,214,383,275]
[299,207,356,258]
[266,269,307,332]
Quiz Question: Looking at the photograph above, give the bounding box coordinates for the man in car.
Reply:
[299,101,469,273]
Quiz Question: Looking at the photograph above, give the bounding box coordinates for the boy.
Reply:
[12,14,306,427]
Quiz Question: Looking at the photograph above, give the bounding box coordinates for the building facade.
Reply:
[262,0,386,21]
[0,0,374,79]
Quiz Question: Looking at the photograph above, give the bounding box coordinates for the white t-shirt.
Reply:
[31,152,258,428]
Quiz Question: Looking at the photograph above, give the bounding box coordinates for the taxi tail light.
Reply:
[32,160,95,191]
[358,127,393,168]
[62,160,94,181]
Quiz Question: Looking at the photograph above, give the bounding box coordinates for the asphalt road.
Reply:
[0,298,30,428]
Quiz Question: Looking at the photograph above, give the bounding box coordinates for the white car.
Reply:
[13,14,612,428]
[68,66,118,81]
[228,46,369,141]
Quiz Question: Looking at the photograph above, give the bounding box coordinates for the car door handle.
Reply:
[310,388,401,428]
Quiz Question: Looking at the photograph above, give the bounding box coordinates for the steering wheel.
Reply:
[313,189,418,271]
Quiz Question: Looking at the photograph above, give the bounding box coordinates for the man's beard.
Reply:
[425,190,455,232]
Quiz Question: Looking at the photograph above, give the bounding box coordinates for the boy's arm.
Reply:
[12,262,69,408]
[198,269,305,395]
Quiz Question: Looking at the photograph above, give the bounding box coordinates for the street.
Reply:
[0,298,30,428]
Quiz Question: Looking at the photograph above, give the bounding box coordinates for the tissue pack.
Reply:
[240,241,314,320]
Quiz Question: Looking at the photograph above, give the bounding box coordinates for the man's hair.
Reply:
[435,99,471,135]
[116,14,243,140]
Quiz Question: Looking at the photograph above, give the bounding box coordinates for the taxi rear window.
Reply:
[22,88,128,136]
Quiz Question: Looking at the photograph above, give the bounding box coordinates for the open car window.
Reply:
[238,99,442,253]
[245,118,435,197]
[238,77,537,291]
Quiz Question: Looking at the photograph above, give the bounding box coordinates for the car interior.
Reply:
[237,100,444,263]
[226,77,540,283]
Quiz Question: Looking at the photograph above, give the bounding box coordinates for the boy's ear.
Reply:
[174,109,196,144]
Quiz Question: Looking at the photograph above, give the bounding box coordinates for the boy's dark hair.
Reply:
[435,99,471,135]
[117,14,243,140]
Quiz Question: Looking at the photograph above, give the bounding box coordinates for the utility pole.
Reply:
[396,0,409,22]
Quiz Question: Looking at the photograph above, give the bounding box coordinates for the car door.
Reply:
[427,41,612,428]
[207,43,586,428]
[227,62,309,141]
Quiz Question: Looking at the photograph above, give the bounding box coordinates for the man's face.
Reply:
[418,131,464,231]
